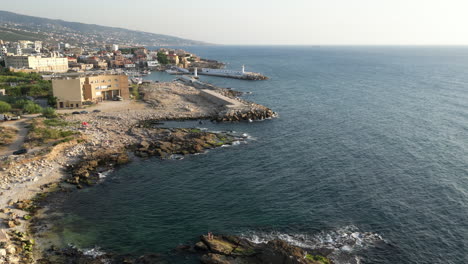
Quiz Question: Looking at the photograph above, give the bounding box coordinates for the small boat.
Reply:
[166,69,181,75]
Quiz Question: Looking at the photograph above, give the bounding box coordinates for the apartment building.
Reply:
[52,74,130,108]
[5,55,69,73]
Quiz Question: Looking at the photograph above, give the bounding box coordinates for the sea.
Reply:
[46,46,468,264]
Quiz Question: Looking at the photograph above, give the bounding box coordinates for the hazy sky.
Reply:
[2,0,468,45]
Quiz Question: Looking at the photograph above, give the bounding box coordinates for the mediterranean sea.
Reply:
[48,46,468,263]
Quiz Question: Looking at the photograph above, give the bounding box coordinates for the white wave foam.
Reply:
[98,169,114,179]
[82,247,106,258]
[169,154,184,160]
[241,226,383,264]
[241,133,256,141]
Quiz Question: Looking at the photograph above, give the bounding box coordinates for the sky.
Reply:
[2,0,468,45]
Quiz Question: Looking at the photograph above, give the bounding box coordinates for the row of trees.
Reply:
[0,99,56,117]
[0,69,57,117]
[0,98,42,114]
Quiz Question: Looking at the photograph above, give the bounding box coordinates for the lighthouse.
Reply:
[194,67,198,77]
[242,65,245,74]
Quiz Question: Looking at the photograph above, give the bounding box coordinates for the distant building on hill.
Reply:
[52,74,129,108]
[34,41,42,52]
[5,54,69,73]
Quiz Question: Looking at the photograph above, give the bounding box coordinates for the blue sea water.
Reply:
[51,46,468,263]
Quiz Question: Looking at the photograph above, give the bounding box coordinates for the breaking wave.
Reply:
[82,247,106,258]
[241,225,384,264]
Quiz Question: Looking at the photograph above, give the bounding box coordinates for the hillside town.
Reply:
[0,38,229,110]
[0,39,222,73]
[0,34,276,264]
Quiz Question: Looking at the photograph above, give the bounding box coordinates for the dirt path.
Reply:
[0,115,38,156]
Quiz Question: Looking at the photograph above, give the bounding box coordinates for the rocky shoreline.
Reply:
[0,80,326,264]
[28,233,332,264]
[0,124,245,263]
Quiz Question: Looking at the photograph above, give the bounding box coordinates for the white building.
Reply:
[58,42,70,50]
[0,46,7,61]
[112,44,119,52]
[147,61,159,67]
[34,41,42,52]
[16,44,22,56]
[5,54,69,73]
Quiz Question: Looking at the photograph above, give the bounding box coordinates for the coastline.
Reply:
[0,80,286,263]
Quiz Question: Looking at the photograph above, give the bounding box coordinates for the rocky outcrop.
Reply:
[217,108,278,122]
[131,127,240,158]
[194,235,331,264]
[66,150,129,187]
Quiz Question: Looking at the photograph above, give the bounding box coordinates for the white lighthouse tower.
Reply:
[242,65,245,74]
[194,67,198,77]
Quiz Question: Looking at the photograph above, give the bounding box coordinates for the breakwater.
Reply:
[198,67,268,80]
[176,77,277,122]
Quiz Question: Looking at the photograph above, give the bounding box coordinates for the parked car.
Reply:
[80,111,89,114]
[72,111,81,115]
[13,149,28,155]
[92,109,102,113]
[10,116,21,120]
[113,95,123,101]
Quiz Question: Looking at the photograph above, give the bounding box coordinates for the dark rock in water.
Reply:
[36,234,330,264]
[197,235,331,264]
[130,128,240,159]
[195,241,209,252]
[134,253,167,264]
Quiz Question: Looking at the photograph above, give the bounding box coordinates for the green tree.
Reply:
[0,101,11,113]
[23,101,43,114]
[42,107,57,118]
[47,96,58,107]
[13,99,29,109]
[157,52,168,65]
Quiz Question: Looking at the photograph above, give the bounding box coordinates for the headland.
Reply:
[0,77,331,264]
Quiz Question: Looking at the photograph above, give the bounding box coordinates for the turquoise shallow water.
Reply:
[51,46,468,263]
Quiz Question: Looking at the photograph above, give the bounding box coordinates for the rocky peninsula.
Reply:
[0,80,330,264]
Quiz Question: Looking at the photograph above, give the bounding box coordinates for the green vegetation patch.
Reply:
[42,107,58,118]
[232,246,256,256]
[0,101,11,113]
[43,118,70,127]
[25,118,78,147]
[188,128,202,133]
[130,84,140,100]
[305,254,331,264]
[0,69,52,97]
[157,52,169,64]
